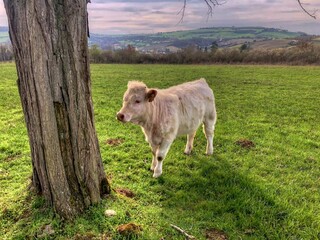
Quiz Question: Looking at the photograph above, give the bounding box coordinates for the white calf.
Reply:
[117,78,217,177]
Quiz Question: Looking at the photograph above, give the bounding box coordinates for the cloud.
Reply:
[0,2,8,27]
[87,1,185,34]
[0,1,319,35]
[86,0,320,35]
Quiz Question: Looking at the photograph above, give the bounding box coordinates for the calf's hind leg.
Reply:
[184,131,196,155]
[203,118,215,155]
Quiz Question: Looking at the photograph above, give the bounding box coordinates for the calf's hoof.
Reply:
[153,171,162,178]
[206,147,214,156]
[206,150,213,156]
[184,146,192,155]
[184,150,192,155]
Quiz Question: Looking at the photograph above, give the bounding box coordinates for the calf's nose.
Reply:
[117,112,125,122]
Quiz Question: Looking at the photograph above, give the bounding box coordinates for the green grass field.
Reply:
[1,63,320,239]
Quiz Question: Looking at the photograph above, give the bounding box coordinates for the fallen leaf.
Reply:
[106,138,124,146]
[117,223,142,236]
[116,188,135,198]
[205,228,228,240]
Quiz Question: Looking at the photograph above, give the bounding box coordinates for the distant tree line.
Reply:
[0,44,13,62]
[2,41,319,65]
[89,41,320,65]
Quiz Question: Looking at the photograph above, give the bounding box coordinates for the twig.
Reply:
[177,0,187,24]
[203,0,225,16]
[297,0,317,19]
[170,224,196,240]
[178,0,226,23]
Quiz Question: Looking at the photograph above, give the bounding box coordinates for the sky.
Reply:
[0,0,319,35]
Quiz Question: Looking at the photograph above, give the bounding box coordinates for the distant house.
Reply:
[165,46,181,53]
[112,44,122,50]
[288,40,299,46]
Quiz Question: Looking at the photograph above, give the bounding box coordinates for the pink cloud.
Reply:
[0,1,319,35]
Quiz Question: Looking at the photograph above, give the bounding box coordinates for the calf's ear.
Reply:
[146,89,157,102]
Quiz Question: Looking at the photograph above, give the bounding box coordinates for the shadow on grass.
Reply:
[152,154,293,240]
[1,153,313,240]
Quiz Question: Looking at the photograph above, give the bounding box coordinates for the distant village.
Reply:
[88,27,311,55]
[1,26,317,63]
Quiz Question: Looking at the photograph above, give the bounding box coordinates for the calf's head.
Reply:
[117,81,157,124]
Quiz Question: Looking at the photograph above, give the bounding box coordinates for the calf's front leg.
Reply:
[150,145,158,171]
[153,139,173,178]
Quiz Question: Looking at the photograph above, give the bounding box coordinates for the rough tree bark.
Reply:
[3,0,110,219]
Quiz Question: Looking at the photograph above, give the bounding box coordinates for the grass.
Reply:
[1,63,320,239]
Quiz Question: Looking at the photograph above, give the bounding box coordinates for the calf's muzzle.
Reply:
[116,112,125,122]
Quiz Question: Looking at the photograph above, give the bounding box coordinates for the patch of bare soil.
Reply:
[73,232,112,240]
[105,138,124,146]
[235,138,255,149]
[205,228,228,240]
[117,223,142,236]
[115,188,135,198]
[4,153,22,162]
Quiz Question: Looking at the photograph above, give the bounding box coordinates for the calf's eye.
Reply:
[135,100,141,104]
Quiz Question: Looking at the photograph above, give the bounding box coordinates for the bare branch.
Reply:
[177,0,187,23]
[204,0,225,16]
[180,0,317,22]
[297,0,317,19]
[178,0,226,23]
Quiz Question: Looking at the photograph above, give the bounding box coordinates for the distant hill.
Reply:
[0,27,9,44]
[0,27,9,31]
[155,27,305,40]
[0,26,310,51]
[89,27,308,53]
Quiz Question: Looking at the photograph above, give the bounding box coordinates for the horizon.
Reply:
[0,1,319,35]
[0,25,315,38]
[88,26,311,36]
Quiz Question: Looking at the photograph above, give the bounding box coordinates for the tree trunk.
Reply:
[4,0,110,219]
